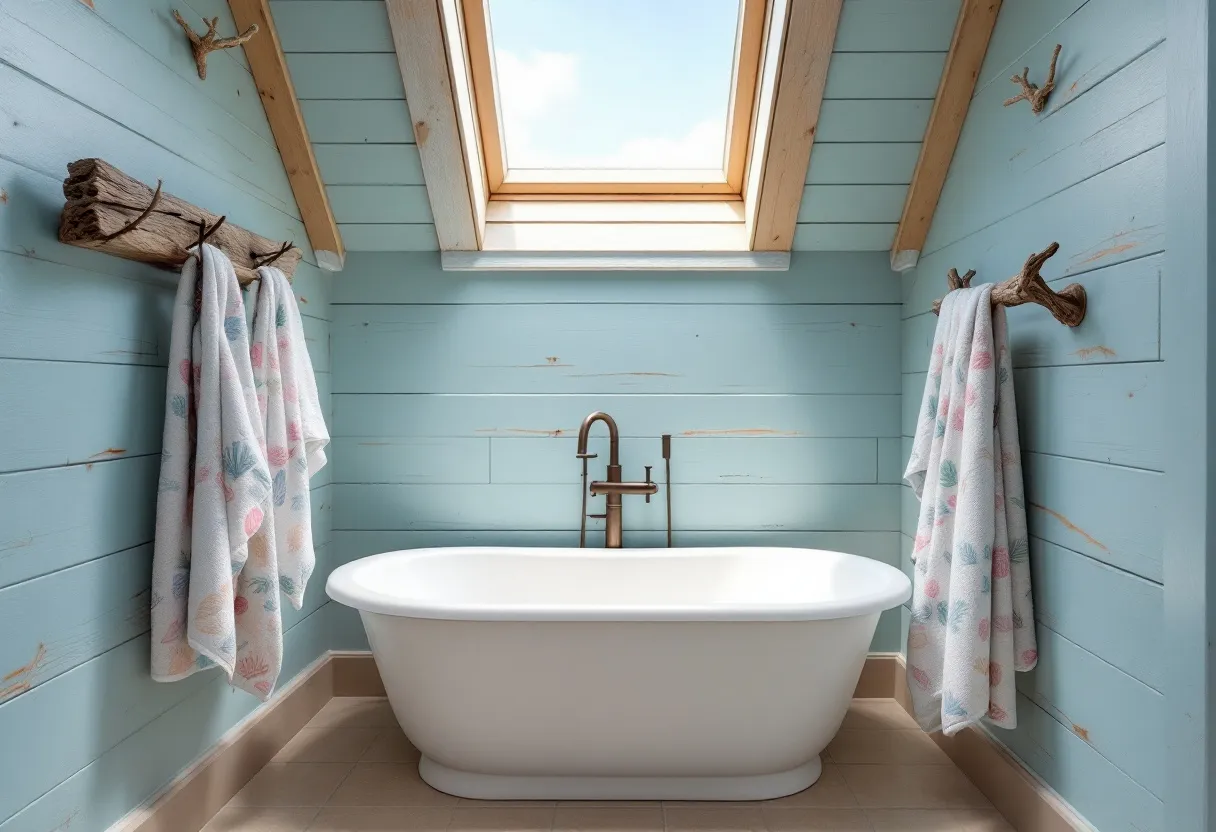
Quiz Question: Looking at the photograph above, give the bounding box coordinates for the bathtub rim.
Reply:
[326,546,912,622]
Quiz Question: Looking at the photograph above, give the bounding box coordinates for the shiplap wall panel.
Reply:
[486,437,881,486]
[834,0,962,52]
[1031,538,1163,690]
[336,394,902,442]
[314,144,426,185]
[336,224,440,251]
[898,0,1165,825]
[798,185,908,223]
[326,184,434,224]
[1,4,297,217]
[823,52,947,100]
[286,53,406,99]
[269,0,394,51]
[300,99,415,143]
[1017,626,1164,798]
[335,483,900,533]
[0,0,335,827]
[906,145,1165,316]
[334,304,900,395]
[0,607,334,832]
[805,143,921,185]
[924,40,1165,257]
[793,224,897,251]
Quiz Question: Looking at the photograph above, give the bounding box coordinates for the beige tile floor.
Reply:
[203,698,1014,832]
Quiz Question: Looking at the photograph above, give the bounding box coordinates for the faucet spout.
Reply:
[576,411,620,465]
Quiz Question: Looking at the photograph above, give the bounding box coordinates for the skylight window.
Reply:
[463,0,765,194]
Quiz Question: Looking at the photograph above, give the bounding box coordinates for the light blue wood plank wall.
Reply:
[899,0,1165,829]
[269,0,960,251]
[329,250,905,650]
[0,1,336,829]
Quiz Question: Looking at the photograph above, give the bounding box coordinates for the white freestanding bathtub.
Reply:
[327,546,911,801]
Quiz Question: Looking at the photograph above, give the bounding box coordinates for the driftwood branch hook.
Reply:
[931,242,1087,327]
[1004,44,1062,114]
[172,10,258,80]
[251,241,295,269]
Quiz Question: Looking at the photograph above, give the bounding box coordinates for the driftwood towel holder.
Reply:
[172,10,259,80]
[931,242,1087,327]
[1004,44,1062,114]
[58,159,300,286]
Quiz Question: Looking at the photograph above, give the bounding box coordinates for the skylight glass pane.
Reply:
[486,0,741,172]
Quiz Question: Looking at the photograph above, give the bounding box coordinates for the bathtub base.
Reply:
[418,755,822,801]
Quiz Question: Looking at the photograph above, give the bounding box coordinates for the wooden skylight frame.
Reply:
[385,0,841,264]
[460,0,767,197]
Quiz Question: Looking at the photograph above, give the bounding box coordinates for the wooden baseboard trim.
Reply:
[111,655,334,832]
[892,655,1092,832]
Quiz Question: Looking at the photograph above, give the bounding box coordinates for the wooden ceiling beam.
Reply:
[890,0,1002,272]
[385,0,482,251]
[750,0,844,252]
[227,0,345,271]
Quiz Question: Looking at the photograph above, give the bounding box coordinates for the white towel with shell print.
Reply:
[151,243,275,697]
[903,284,1038,736]
[246,264,330,670]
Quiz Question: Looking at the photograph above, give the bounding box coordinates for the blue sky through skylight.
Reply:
[486,0,740,170]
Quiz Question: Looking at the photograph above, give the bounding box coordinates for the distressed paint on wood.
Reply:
[335,483,900,533]
[1024,452,1161,581]
[906,145,1166,316]
[1015,625,1164,798]
[335,393,902,441]
[0,606,334,832]
[485,437,881,486]
[924,43,1165,257]
[1031,537,1163,690]
[333,304,900,395]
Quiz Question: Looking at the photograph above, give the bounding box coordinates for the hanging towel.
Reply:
[151,243,276,698]
[249,264,330,621]
[903,285,1038,735]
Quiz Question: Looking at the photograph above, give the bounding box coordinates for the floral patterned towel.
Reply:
[904,285,1037,735]
[151,244,274,697]
[249,265,330,607]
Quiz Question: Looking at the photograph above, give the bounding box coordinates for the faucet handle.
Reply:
[587,512,607,520]
[576,452,598,460]
[644,466,653,503]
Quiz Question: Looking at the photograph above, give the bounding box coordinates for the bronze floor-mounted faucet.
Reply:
[576,411,657,548]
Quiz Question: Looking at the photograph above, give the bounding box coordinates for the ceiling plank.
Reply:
[227,0,345,270]
[890,0,1002,272]
[751,0,844,252]
[384,0,480,250]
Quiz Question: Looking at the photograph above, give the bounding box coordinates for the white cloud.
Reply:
[494,50,725,170]
[495,50,580,167]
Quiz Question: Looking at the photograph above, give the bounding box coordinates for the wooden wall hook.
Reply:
[172,10,258,80]
[931,242,1087,327]
[1004,44,1062,114]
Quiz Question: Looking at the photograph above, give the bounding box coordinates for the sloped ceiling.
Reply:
[270,0,960,252]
